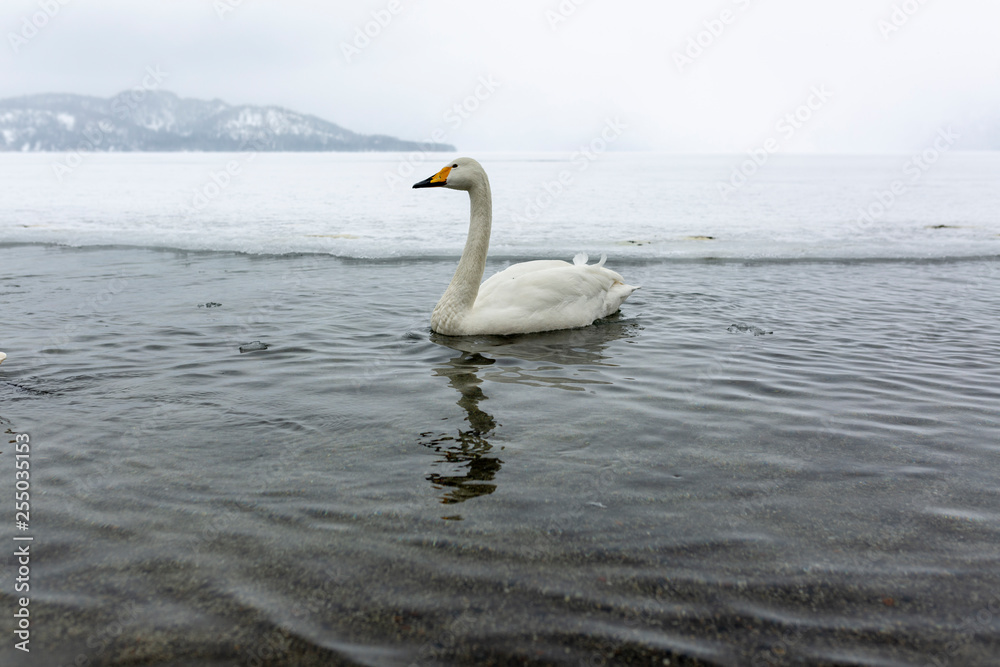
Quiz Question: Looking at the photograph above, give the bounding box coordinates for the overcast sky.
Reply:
[3,0,999,152]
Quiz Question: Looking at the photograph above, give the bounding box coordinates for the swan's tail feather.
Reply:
[573,253,608,267]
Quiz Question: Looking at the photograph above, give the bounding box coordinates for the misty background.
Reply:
[3,0,1000,152]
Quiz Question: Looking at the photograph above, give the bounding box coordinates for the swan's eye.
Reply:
[452,164,458,168]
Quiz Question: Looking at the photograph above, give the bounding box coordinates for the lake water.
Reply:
[1,152,999,666]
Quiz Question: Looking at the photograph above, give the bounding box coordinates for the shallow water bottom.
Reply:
[1,245,999,665]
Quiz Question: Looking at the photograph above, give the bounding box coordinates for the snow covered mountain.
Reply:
[0,91,455,152]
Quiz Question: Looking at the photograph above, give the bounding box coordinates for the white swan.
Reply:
[413,157,638,336]
[0,351,6,365]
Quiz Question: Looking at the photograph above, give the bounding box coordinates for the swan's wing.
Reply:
[478,260,572,303]
[469,260,637,335]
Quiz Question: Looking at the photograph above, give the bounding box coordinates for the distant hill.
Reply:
[0,91,455,152]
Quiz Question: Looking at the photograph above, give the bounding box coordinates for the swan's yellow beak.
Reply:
[412,165,450,189]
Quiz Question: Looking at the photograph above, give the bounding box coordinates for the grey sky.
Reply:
[3,0,998,152]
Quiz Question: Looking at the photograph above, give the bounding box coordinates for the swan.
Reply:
[413,157,638,336]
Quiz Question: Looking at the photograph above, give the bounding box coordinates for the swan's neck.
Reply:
[436,178,492,317]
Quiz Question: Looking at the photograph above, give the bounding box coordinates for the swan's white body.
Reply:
[414,158,638,336]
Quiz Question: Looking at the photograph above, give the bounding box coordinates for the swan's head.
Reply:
[413,157,485,192]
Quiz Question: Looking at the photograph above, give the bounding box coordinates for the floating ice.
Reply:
[3,153,997,261]
[727,323,773,336]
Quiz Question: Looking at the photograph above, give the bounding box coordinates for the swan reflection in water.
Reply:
[419,315,640,507]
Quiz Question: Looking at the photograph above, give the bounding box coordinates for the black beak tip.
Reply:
[413,174,449,189]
